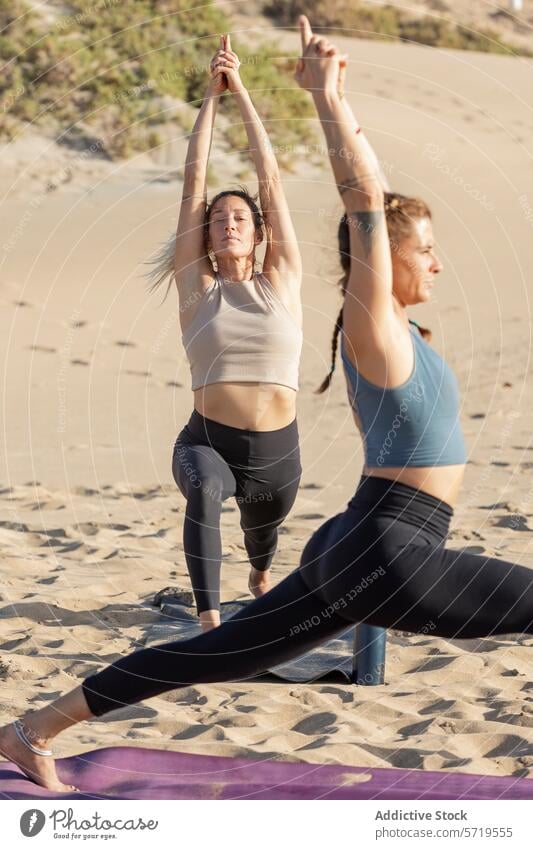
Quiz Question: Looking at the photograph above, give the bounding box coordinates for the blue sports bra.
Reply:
[341,321,466,468]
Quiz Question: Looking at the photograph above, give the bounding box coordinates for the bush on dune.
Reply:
[263,0,530,56]
[0,0,314,162]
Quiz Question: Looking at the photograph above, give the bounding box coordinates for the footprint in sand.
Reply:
[301,483,322,490]
[0,635,31,651]
[71,359,89,366]
[77,522,100,536]
[70,319,87,328]
[487,736,532,759]
[420,698,455,715]
[28,345,56,353]
[398,718,434,736]
[296,513,326,520]
[493,515,530,532]
[407,655,457,674]
[292,711,338,735]
[13,300,31,307]
[0,520,30,532]
[166,380,182,387]
[115,340,136,347]
[131,487,161,500]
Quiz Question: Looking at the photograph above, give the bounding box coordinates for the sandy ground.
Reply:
[1,28,533,780]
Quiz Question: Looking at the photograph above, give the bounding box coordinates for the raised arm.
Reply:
[220,36,301,291]
[295,17,394,351]
[174,42,226,300]
[338,77,390,192]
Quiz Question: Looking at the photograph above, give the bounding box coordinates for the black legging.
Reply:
[82,476,533,717]
[172,410,302,613]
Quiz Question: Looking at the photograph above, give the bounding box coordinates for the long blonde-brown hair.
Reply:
[316,192,433,393]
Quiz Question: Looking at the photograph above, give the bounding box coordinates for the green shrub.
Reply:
[0,0,314,165]
[263,0,531,55]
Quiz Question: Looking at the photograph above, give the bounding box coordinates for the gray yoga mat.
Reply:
[146,595,355,683]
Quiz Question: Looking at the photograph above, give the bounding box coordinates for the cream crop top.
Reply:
[181,272,302,391]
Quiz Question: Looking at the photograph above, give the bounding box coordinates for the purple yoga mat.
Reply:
[1,747,532,800]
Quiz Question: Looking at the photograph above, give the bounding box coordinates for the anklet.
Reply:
[13,720,53,757]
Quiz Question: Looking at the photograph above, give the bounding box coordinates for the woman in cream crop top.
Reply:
[146,36,304,632]
[182,271,302,392]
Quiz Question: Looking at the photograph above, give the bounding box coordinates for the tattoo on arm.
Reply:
[338,177,362,197]
[338,174,380,197]
[348,211,385,257]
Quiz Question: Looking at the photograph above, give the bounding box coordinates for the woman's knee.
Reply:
[183,474,226,522]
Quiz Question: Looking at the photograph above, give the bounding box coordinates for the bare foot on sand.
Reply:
[199,610,221,633]
[0,722,77,792]
[248,567,271,599]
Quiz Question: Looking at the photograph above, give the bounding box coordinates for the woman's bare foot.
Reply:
[199,609,221,633]
[0,721,77,792]
[248,567,271,599]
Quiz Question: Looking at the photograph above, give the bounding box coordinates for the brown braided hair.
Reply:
[316,192,433,394]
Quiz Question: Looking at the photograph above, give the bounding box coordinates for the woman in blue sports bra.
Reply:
[2,18,533,792]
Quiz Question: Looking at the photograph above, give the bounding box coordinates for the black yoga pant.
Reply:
[82,476,533,717]
[172,410,301,613]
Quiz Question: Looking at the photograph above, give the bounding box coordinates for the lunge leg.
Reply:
[81,569,350,716]
[173,440,237,624]
[378,542,533,639]
[238,458,301,598]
